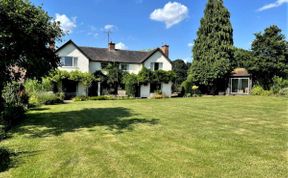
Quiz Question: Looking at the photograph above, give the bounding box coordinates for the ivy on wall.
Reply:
[123,68,175,96]
[47,70,97,88]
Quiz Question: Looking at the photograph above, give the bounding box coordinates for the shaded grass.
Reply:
[0,96,287,178]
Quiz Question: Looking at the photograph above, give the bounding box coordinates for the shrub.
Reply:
[73,95,133,102]
[123,74,138,97]
[2,82,27,130]
[181,80,192,95]
[251,85,273,96]
[271,77,288,94]
[0,148,11,172]
[89,96,113,100]
[24,78,52,94]
[29,92,64,106]
[278,88,288,97]
[2,105,25,130]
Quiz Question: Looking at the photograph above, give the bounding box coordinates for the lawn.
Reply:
[0,96,287,178]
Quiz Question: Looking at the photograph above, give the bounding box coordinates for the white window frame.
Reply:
[151,62,163,71]
[60,56,78,68]
[230,77,250,94]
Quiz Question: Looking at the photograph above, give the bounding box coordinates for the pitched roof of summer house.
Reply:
[56,40,171,64]
[231,68,251,77]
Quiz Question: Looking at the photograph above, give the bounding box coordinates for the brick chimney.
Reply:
[108,42,115,50]
[161,44,169,57]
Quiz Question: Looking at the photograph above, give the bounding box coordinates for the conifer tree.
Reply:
[188,0,234,94]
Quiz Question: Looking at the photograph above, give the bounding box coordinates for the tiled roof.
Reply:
[79,46,156,64]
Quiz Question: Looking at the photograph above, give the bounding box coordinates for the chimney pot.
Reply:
[109,42,115,50]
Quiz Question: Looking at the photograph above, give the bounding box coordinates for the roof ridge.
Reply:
[79,46,155,53]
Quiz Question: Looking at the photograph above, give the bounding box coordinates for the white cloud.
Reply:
[150,2,189,28]
[103,24,117,32]
[188,42,194,47]
[258,0,288,11]
[115,42,128,50]
[55,13,77,34]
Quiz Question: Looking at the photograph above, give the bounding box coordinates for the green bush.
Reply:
[181,80,192,95]
[251,85,273,96]
[0,148,11,172]
[278,88,288,97]
[2,82,27,130]
[73,95,133,102]
[123,74,138,97]
[89,96,113,100]
[2,105,25,130]
[24,78,52,94]
[271,77,288,94]
[29,92,64,106]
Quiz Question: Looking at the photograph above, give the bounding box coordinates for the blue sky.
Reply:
[31,0,287,62]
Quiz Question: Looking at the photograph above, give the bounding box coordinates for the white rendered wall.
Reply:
[143,51,172,71]
[56,43,90,72]
[140,84,150,98]
[127,64,142,74]
[161,82,172,97]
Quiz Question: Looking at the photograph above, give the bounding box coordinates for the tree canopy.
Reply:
[188,0,233,94]
[232,48,253,69]
[0,0,62,111]
[249,25,288,89]
[172,59,189,91]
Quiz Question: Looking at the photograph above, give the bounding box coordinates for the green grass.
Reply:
[0,96,287,178]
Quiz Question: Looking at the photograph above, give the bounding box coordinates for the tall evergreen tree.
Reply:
[188,0,233,94]
[250,25,288,89]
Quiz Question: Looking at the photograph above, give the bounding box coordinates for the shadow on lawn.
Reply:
[13,107,159,137]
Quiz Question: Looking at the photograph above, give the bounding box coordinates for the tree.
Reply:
[0,0,62,112]
[172,59,189,91]
[250,25,288,89]
[188,0,233,94]
[103,63,123,95]
[232,48,253,69]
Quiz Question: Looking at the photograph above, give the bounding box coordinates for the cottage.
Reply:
[55,40,173,98]
[227,68,252,95]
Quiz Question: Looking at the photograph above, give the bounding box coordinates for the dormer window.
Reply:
[150,62,163,71]
[60,56,78,67]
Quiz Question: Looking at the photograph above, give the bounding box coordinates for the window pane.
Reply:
[159,63,163,70]
[65,57,73,66]
[241,79,249,93]
[154,63,159,71]
[60,57,65,66]
[73,57,78,67]
[232,79,238,92]
[150,63,154,70]
[101,62,108,69]
[121,64,128,71]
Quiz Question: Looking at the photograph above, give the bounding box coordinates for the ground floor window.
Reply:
[150,83,162,93]
[231,78,250,94]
